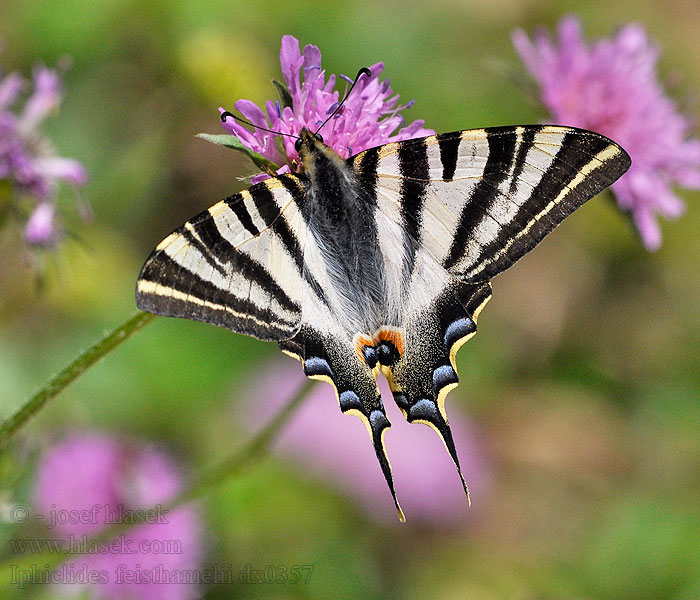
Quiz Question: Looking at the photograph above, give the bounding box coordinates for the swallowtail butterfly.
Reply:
[136,121,630,520]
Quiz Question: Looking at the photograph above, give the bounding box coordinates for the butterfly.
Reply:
[136,122,630,521]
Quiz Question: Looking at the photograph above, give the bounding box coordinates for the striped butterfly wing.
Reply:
[136,124,630,520]
[368,125,631,282]
[136,175,313,341]
[349,125,630,497]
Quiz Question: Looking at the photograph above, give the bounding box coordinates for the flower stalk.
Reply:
[0,377,314,591]
[0,312,155,452]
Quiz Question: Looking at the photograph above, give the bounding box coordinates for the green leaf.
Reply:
[272,78,294,109]
[196,133,279,173]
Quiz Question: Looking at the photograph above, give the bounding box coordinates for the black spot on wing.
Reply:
[339,390,363,412]
[443,317,476,349]
[304,356,334,379]
[432,364,459,396]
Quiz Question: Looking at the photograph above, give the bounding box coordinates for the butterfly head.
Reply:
[294,128,345,179]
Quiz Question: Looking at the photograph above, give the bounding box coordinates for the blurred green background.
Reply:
[1,0,699,598]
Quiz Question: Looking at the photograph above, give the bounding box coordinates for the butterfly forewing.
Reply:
[364,125,630,284]
[136,175,311,341]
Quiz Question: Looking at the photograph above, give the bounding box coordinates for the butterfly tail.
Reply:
[280,327,406,522]
[385,281,492,505]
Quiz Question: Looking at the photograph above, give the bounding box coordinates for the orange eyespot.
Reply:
[374,327,405,357]
[354,328,405,368]
[353,333,375,362]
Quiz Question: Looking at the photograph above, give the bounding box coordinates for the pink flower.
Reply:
[0,57,88,248]
[24,201,59,247]
[33,432,202,600]
[243,361,491,526]
[220,35,434,182]
[513,16,700,250]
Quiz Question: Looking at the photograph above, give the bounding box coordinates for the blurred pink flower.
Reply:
[24,200,59,246]
[220,35,434,182]
[243,360,491,526]
[513,16,700,250]
[33,432,202,600]
[0,58,88,247]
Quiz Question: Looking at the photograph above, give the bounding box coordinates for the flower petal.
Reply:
[33,156,89,185]
[513,17,700,250]
[280,35,303,96]
[24,201,58,246]
[0,72,24,110]
[17,66,61,134]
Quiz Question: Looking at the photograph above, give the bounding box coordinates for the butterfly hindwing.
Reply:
[380,280,492,503]
[280,325,405,521]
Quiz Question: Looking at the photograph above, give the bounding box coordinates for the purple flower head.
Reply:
[513,16,700,250]
[33,432,202,600]
[0,56,88,247]
[243,361,491,526]
[220,35,434,181]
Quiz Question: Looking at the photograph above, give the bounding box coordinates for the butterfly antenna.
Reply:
[314,67,372,135]
[220,111,300,140]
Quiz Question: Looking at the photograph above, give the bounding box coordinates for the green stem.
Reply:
[0,311,155,451]
[172,376,314,507]
[0,377,314,591]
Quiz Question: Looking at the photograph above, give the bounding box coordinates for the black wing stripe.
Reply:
[509,126,540,194]
[356,146,380,202]
[225,193,260,237]
[141,230,300,315]
[179,226,227,277]
[443,176,541,262]
[504,132,613,241]
[437,132,461,181]
[139,252,300,320]
[251,182,307,275]
[526,132,610,211]
[443,127,518,270]
[276,175,330,308]
[277,173,308,209]
[187,209,303,314]
[467,133,629,280]
[398,137,429,279]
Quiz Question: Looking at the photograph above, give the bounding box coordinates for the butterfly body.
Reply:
[296,128,391,335]
[137,124,630,520]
